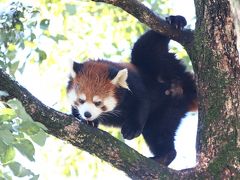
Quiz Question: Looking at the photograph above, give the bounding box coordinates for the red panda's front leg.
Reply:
[121,98,150,140]
[71,106,99,128]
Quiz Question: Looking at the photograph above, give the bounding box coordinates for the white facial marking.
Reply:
[67,90,77,105]
[79,93,86,101]
[104,96,117,111]
[93,95,101,102]
[77,102,102,121]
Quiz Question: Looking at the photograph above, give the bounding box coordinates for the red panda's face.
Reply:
[68,90,117,121]
[67,61,129,121]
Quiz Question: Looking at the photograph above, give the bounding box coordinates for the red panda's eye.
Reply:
[94,101,102,107]
[79,99,85,104]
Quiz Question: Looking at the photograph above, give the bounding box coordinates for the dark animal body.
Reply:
[67,16,197,165]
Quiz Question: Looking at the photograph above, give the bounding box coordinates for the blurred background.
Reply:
[0,0,197,179]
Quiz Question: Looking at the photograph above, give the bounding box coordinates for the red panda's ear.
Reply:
[111,69,130,90]
[71,61,83,77]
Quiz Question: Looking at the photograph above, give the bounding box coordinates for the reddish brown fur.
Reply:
[119,63,138,73]
[188,99,198,112]
[72,61,117,101]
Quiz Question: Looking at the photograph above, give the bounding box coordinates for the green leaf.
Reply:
[1,146,15,164]
[0,61,5,69]
[30,130,47,146]
[0,172,12,180]
[14,139,35,161]
[0,140,7,155]
[6,50,16,60]
[30,175,39,180]
[49,34,67,43]
[65,4,77,15]
[7,99,32,122]
[14,21,24,31]
[31,10,40,18]
[40,19,50,30]
[30,33,36,41]
[34,122,47,131]
[35,48,47,63]
[9,61,20,75]
[0,130,14,145]
[0,170,3,178]
[19,121,40,135]
[7,99,24,111]
[8,161,34,177]
[0,108,16,122]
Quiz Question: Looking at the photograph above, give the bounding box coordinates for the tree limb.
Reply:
[0,69,197,179]
[92,0,194,49]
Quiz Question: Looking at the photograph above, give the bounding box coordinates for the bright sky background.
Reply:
[11,0,198,179]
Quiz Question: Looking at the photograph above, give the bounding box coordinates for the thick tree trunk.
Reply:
[193,0,240,178]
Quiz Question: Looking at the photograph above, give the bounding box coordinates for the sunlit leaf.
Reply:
[24,40,36,48]
[14,21,24,31]
[7,44,16,51]
[1,146,15,164]
[0,108,15,116]
[0,107,16,122]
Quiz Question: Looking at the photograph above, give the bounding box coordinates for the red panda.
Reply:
[67,15,197,166]
[67,60,149,138]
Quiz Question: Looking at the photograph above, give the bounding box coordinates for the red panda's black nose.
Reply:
[84,111,92,118]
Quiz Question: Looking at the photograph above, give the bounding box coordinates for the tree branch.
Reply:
[0,69,197,179]
[92,0,194,49]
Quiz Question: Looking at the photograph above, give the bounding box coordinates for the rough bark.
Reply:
[193,0,240,178]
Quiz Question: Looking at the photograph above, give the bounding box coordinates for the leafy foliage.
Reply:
[0,1,66,76]
[0,99,47,179]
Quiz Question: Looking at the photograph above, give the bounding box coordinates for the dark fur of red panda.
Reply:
[67,15,197,166]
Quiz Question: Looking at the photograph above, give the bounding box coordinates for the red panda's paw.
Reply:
[82,120,99,128]
[150,149,177,166]
[165,15,187,30]
[121,122,143,140]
